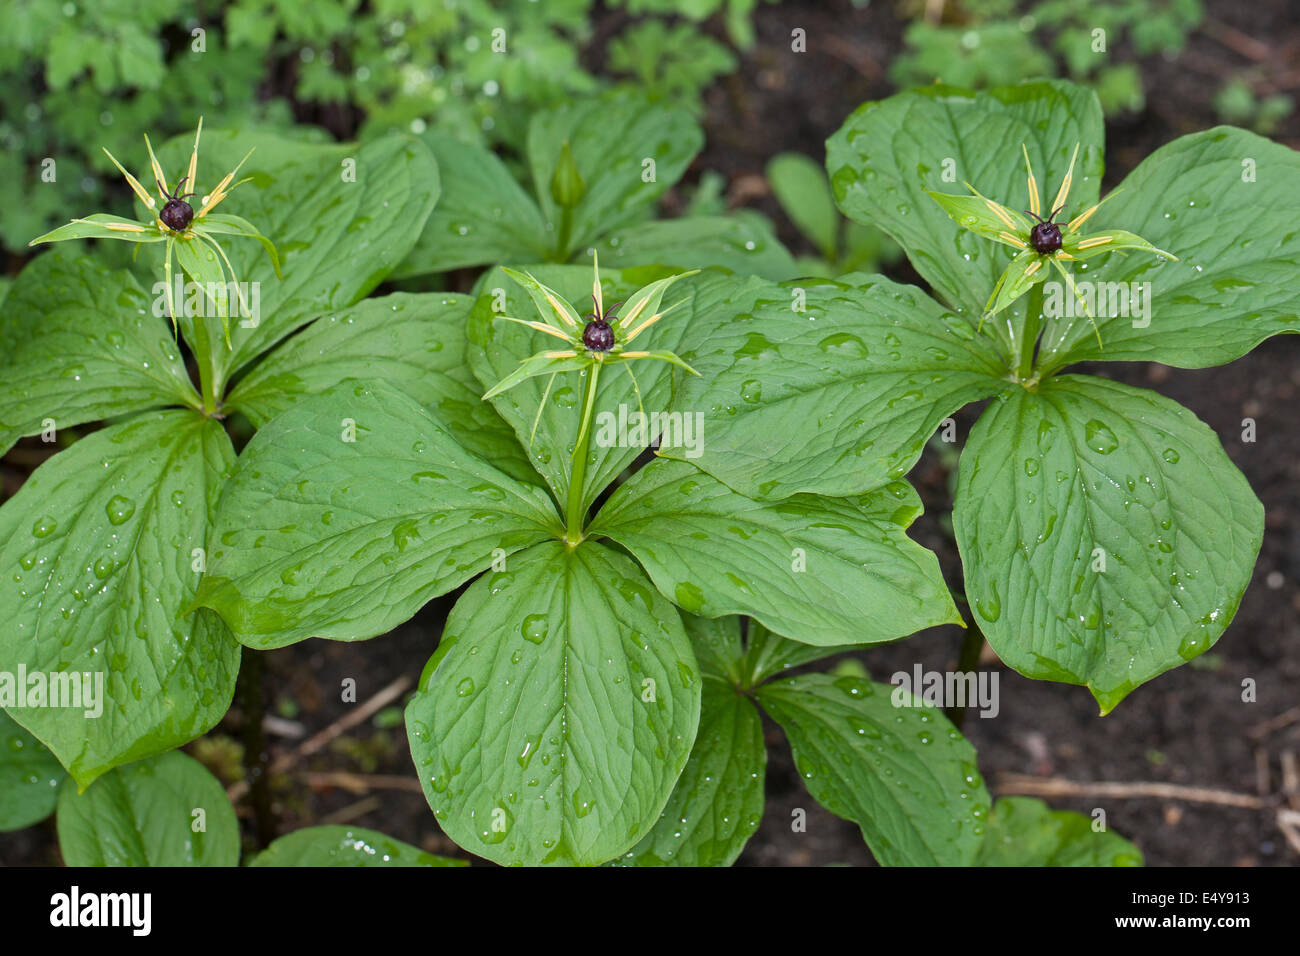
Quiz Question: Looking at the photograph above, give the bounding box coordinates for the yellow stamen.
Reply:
[986,200,1016,229]
[1051,143,1080,213]
[196,147,255,217]
[1022,144,1040,219]
[526,320,572,341]
[102,148,156,210]
[999,231,1028,248]
[544,350,578,358]
[617,296,651,330]
[623,312,663,343]
[1076,235,1114,249]
[592,250,603,319]
[543,291,577,327]
[144,134,168,197]
[620,350,650,358]
[1024,259,1043,278]
[77,219,148,233]
[187,117,203,196]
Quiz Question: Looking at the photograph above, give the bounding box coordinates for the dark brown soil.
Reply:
[3,0,1298,868]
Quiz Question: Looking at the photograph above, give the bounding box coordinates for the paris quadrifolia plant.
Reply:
[3,80,1296,870]
[28,118,281,348]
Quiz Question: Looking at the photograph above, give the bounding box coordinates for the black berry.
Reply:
[1030,220,1062,254]
[157,175,197,233]
[160,198,194,232]
[583,319,615,352]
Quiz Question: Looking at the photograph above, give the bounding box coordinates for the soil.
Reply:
[3,0,1298,867]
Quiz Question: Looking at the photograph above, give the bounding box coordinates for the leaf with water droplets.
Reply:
[226,292,538,487]
[0,248,199,456]
[0,709,64,831]
[976,797,1143,866]
[406,540,700,866]
[0,410,238,788]
[195,380,560,650]
[590,214,796,280]
[56,751,238,866]
[661,271,1006,500]
[757,673,989,866]
[248,825,465,867]
[954,376,1262,712]
[611,677,764,866]
[591,459,961,646]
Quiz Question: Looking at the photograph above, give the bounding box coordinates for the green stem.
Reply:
[185,314,224,414]
[1015,280,1044,382]
[554,205,574,263]
[944,623,986,730]
[564,360,602,545]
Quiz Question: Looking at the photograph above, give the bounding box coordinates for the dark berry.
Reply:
[583,319,615,352]
[160,198,194,233]
[1030,220,1062,254]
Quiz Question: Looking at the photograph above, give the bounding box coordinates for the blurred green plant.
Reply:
[1213,78,1295,136]
[891,0,1204,116]
[765,152,903,277]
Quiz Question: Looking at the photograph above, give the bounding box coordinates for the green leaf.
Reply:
[757,673,989,866]
[741,618,863,687]
[663,272,1006,499]
[393,132,549,277]
[927,188,1033,249]
[196,213,282,278]
[767,152,840,259]
[1039,127,1300,372]
[248,825,467,867]
[591,214,797,280]
[0,709,64,831]
[827,81,1103,325]
[954,376,1263,712]
[56,751,238,866]
[611,677,764,866]
[527,90,703,257]
[225,292,538,487]
[0,249,199,456]
[591,458,961,646]
[406,540,700,866]
[468,264,697,510]
[976,797,1144,866]
[0,410,239,788]
[680,612,745,684]
[153,130,440,382]
[196,380,560,650]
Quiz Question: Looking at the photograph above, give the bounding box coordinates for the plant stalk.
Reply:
[945,624,986,730]
[237,648,276,847]
[184,312,224,414]
[1015,280,1044,382]
[564,360,602,545]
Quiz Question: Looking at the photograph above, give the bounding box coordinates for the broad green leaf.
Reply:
[225,292,538,487]
[248,825,466,867]
[827,81,1103,328]
[0,410,239,788]
[757,673,989,866]
[467,264,697,510]
[1039,127,1300,372]
[954,376,1263,712]
[681,612,745,683]
[767,152,840,258]
[663,272,1006,499]
[0,249,198,456]
[591,458,961,646]
[394,132,549,277]
[56,751,238,866]
[976,797,1143,866]
[591,214,798,280]
[196,380,560,650]
[407,540,700,866]
[741,619,863,687]
[611,677,764,866]
[153,130,439,382]
[527,90,703,258]
[0,709,64,831]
